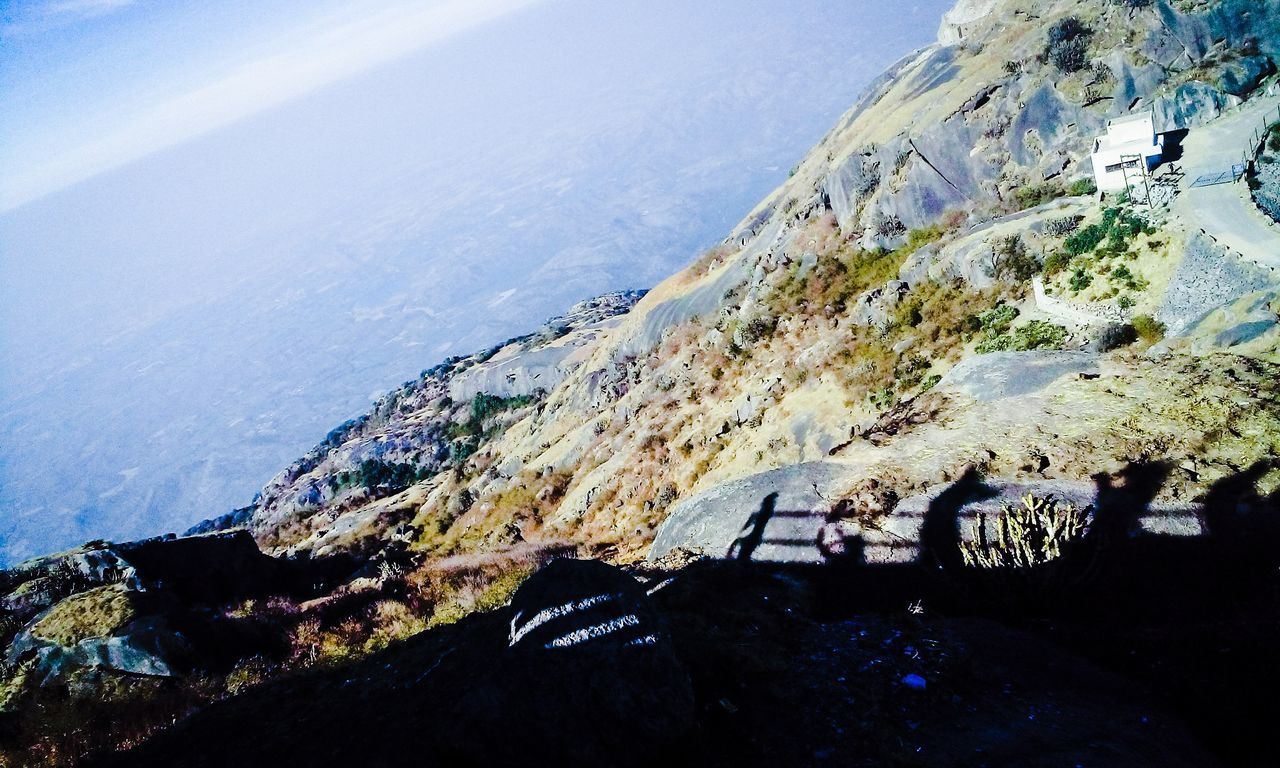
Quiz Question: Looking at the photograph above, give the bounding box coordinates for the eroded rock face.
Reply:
[0,531,315,702]
[4,583,192,689]
[9,615,190,683]
[447,291,646,402]
[453,559,693,767]
[118,531,287,603]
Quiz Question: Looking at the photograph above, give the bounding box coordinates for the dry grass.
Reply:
[29,585,136,646]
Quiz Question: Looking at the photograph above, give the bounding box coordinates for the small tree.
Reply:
[991,234,1040,282]
[1046,17,1092,73]
[1131,314,1166,343]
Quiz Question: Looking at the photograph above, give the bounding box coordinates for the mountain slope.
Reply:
[239,0,1280,564]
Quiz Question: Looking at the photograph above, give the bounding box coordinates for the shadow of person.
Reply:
[1201,458,1279,538]
[1090,460,1171,545]
[729,493,778,562]
[919,467,998,573]
[1200,459,1280,584]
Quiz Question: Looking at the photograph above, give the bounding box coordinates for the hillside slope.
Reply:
[239,0,1278,565]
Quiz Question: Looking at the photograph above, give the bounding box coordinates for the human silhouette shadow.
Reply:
[1089,460,1171,546]
[83,461,1280,768]
[1201,458,1279,538]
[729,493,778,562]
[919,467,999,573]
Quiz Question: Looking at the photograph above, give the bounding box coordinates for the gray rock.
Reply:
[937,0,999,46]
[1106,53,1170,114]
[852,280,911,329]
[9,615,188,683]
[1153,81,1234,131]
[1215,320,1277,348]
[649,462,851,563]
[618,217,787,358]
[1010,85,1102,168]
[936,351,1099,403]
[1157,232,1275,336]
[1217,55,1276,98]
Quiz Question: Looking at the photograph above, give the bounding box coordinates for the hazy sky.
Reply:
[0,0,952,563]
[2,0,547,210]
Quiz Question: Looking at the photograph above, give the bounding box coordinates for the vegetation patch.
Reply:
[30,585,137,646]
[976,319,1069,354]
[961,494,1088,569]
[1045,16,1093,74]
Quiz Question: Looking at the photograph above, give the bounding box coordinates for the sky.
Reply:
[0,0,953,563]
[1,0,545,210]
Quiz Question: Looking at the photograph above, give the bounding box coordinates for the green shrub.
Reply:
[1046,17,1092,73]
[1065,224,1107,255]
[991,234,1040,281]
[1045,215,1084,237]
[869,388,896,410]
[1131,314,1166,342]
[978,303,1020,335]
[447,392,539,442]
[1013,320,1069,350]
[976,334,1015,354]
[1043,250,1072,276]
[977,320,1069,354]
[1067,178,1098,196]
[1069,268,1093,292]
[1015,183,1065,210]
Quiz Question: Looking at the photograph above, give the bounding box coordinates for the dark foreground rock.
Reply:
[90,557,1226,768]
[449,559,694,766]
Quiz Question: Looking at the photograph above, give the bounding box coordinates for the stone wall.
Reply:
[1157,231,1276,336]
[1032,278,1131,327]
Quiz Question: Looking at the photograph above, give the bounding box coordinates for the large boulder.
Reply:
[118,531,288,603]
[937,0,999,46]
[935,351,1099,403]
[1217,55,1276,97]
[452,559,694,766]
[649,462,852,564]
[6,586,191,685]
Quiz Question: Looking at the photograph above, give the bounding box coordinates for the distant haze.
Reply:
[0,0,952,564]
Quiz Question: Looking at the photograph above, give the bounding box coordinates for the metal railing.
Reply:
[1244,101,1280,169]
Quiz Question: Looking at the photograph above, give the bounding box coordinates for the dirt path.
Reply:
[1174,93,1280,273]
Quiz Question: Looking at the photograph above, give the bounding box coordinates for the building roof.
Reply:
[1095,134,1160,153]
[1108,110,1154,127]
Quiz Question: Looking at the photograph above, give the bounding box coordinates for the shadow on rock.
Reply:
[448,559,694,767]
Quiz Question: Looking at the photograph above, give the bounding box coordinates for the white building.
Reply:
[1090,110,1164,193]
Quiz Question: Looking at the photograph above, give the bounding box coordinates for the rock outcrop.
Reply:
[452,559,693,766]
